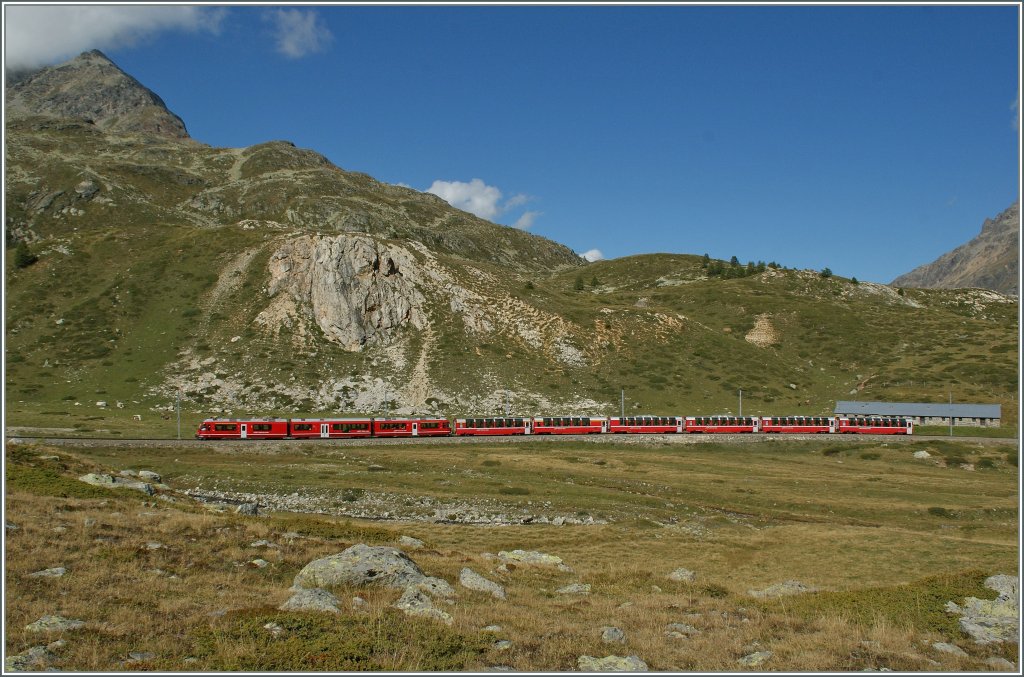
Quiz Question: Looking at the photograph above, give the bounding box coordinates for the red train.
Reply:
[195,414,912,439]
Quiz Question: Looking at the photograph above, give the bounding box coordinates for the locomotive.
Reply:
[195,414,912,439]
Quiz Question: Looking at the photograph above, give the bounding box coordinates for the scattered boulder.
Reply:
[482,624,502,632]
[249,559,270,569]
[25,615,85,632]
[279,587,342,614]
[556,583,591,595]
[667,567,696,582]
[27,567,66,578]
[398,535,425,550]
[945,574,1018,644]
[496,549,571,571]
[137,470,162,482]
[392,587,453,625]
[5,646,57,671]
[665,623,701,638]
[293,544,451,598]
[250,539,279,549]
[931,642,968,657]
[492,640,512,650]
[737,651,773,666]
[747,580,818,598]
[126,651,156,663]
[577,655,648,672]
[234,503,259,516]
[913,450,932,459]
[78,473,155,496]
[459,568,506,599]
[601,626,625,644]
[985,657,1016,670]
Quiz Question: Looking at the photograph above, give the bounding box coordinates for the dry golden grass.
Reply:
[4,439,1018,671]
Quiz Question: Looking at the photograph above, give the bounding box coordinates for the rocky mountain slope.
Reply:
[4,52,1018,431]
[892,203,1020,296]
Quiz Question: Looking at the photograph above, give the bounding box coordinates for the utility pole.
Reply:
[949,391,953,437]
[620,389,625,419]
[505,390,510,416]
[739,389,743,417]
[176,388,181,440]
[384,387,389,419]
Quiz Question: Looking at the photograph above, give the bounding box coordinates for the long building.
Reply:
[834,401,1001,427]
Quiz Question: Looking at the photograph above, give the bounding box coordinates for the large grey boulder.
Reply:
[459,568,506,599]
[577,655,648,672]
[5,646,57,671]
[78,473,154,495]
[945,574,1019,644]
[293,543,452,598]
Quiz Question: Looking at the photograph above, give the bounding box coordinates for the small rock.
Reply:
[496,549,567,569]
[25,615,85,632]
[263,622,284,637]
[931,642,968,657]
[577,655,648,672]
[126,651,156,662]
[368,464,387,472]
[666,623,700,636]
[279,587,342,614]
[737,651,773,666]
[398,535,425,550]
[459,568,506,599]
[747,580,818,598]
[137,471,161,482]
[985,657,1016,670]
[78,473,155,496]
[28,567,67,579]
[234,503,259,516]
[250,539,279,549]
[913,450,932,459]
[352,596,367,608]
[249,559,270,569]
[492,640,512,650]
[601,626,625,644]
[392,587,453,625]
[5,521,18,531]
[145,542,164,550]
[667,567,696,582]
[5,646,56,671]
[83,518,96,527]
[556,583,591,595]
[482,625,502,632]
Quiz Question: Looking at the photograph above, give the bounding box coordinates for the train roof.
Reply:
[834,401,1000,418]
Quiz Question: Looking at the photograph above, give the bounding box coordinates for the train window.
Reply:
[515,418,523,426]
[294,424,312,431]
[214,424,237,432]
[543,418,551,426]
[583,418,590,426]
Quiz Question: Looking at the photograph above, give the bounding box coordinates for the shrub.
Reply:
[860,452,881,460]
[927,506,954,518]
[976,457,997,470]
[820,267,833,278]
[14,240,38,268]
[498,486,530,495]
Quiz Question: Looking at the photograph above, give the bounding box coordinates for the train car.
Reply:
[195,418,290,440]
[532,416,608,434]
[760,416,835,434]
[836,416,913,435]
[454,417,531,436]
[608,415,684,434]
[288,418,372,439]
[371,418,452,437]
[684,416,760,433]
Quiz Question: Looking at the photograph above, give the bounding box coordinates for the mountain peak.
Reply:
[5,49,189,139]
[892,202,1019,296]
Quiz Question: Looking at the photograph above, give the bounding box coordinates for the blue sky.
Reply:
[4,3,1020,283]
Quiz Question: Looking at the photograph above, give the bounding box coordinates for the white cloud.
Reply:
[3,6,224,72]
[426,178,504,220]
[266,9,333,59]
[580,249,604,262]
[512,211,542,230]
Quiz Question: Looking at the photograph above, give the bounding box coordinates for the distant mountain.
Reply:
[5,49,189,139]
[892,203,1020,296]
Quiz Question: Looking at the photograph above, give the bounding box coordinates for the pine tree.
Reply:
[14,241,37,269]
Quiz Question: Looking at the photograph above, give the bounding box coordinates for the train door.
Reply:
[828,418,836,433]
[321,424,329,439]
[240,424,248,439]
[601,419,609,433]
[412,421,419,437]
[524,419,532,435]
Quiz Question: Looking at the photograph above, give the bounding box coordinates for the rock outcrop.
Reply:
[258,234,428,351]
[292,543,453,599]
[945,574,1019,644]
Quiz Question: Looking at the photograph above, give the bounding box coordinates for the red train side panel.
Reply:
[608,416,683,434]
[532,416,607,434]
[372,419,452,437]
[684,416,759,433]
[760,416,835,434]
[836,417,912,435]
[454,417,530,436]
[195,418,289,440]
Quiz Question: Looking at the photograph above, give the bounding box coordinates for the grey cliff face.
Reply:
[892,202,1019,296]
[5,49,189,139]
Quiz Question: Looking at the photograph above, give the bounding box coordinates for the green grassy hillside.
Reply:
[4,118,1018,438]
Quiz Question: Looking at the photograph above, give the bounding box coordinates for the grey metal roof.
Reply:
[834,401,1001,418]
